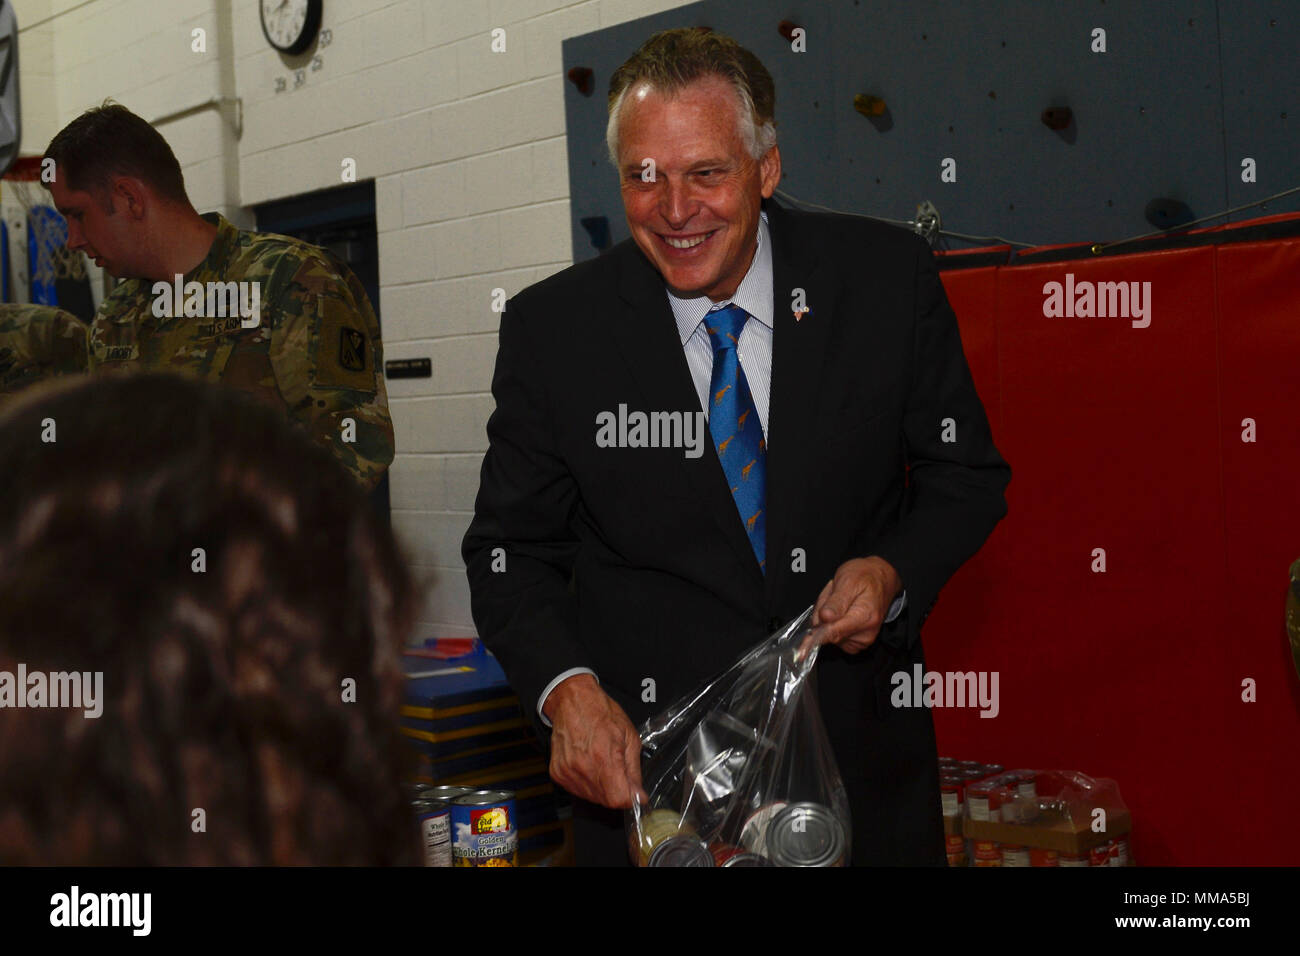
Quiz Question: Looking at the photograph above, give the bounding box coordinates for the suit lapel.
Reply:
[611,242,764,584]
[762,200,835,608]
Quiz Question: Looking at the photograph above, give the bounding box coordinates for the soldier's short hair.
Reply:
[43,102,189,207]
[0,374,419,865]
[606,27,777,165]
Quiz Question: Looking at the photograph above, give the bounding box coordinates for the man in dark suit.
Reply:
[462,28,1010,865]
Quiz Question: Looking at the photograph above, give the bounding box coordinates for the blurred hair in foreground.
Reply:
[0,373,420,865]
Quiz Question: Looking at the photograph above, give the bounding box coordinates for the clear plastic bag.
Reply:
[625,606,852,866]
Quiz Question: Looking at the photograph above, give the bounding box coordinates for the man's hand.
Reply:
[542,674,649,809]
[802,556,902,656]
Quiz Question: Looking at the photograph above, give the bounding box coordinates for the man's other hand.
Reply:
[803,556,902,656]
[542,674,648,809]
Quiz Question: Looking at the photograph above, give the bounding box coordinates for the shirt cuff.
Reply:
[885,589,907,624]
[537,667,599,729]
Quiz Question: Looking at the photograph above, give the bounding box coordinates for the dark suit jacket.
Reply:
[462,198,1011,864]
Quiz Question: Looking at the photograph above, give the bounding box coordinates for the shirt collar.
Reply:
[189,212,241,281]
[669,210,773,344]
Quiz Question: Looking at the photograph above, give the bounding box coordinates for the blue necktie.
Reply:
[704,304,766,572]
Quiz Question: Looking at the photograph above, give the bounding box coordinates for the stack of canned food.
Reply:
[409,785,518,867]
[964,835,1131,867]
[632,801,846,867]
[938,758,1132,867]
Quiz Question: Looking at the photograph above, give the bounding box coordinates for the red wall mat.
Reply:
[1211,238,1300,864]
[920,242,1295,864]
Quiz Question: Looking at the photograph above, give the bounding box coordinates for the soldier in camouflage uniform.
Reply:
[44,103,393,490]
[87,213,394,489]
[0,304,89,403]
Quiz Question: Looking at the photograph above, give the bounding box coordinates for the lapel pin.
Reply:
[794,308,810,323]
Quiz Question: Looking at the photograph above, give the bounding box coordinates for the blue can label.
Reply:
[452,798,517,867]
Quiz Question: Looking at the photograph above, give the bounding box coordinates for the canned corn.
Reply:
[451,790,517,867]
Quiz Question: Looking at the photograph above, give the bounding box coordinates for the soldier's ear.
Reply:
[109,176,150,221]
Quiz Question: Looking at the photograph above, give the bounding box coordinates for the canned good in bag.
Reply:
[740,802,788,856]
[764,802,846,867]
[636,809,693,866]
[648,835,714,867]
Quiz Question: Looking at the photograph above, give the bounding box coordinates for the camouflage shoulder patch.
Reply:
[315,294,376,392]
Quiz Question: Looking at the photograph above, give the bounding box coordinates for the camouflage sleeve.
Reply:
[0,305,89,398]
[268,257,395,490]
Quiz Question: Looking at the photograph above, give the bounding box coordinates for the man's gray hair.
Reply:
[605,27,777,166]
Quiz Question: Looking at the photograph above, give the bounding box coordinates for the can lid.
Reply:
[412,798,449,814]
[648,836,714,867]
[720,852,774,867]
[452,790,515,806]
[765,803,846,867]
[424,785,474,798]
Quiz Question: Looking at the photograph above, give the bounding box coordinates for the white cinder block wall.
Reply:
[15,0,693,639]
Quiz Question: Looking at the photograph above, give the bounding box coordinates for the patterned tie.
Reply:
[704,304,766,572]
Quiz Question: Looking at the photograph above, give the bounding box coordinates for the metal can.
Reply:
[451,790,518,867]
[423,785,473,803]
[945,833,967,867]
[1000,843,1031,867]
[972,839,1001,867]
[940,779,964,817]
[710,842,745,866]
[1089,841,1112,866]
[1030,848,1059,867]
[995,785,1020,823]
[1108,837,1129,866]
[739,801,788,857]
[1013,770,1038,802]
[1059,852,1090,867]
[636,810,694,866]
[412,798,453,867]
[966,784,993,821]
[648,835,714,867]
[407,782,434,801]
[764,802,847,867]
[720,852,773,867]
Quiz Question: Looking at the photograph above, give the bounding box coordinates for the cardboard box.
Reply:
[963,809,1131,855]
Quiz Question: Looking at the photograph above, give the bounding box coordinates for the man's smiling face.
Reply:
[617,75,780,301]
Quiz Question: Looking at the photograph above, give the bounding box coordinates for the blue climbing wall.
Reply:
[562,0,1298,259]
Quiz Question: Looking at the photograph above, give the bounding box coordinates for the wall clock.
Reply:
[260,0,323,55]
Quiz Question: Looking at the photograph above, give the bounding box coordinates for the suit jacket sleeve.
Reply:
[868,234,1011,650]
[462,296,591,736]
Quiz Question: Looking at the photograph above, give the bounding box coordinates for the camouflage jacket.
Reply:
[0,304,89,401]
[88,213,394,489]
